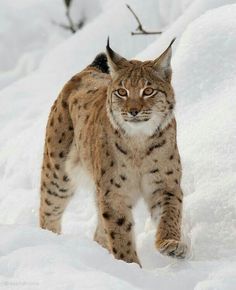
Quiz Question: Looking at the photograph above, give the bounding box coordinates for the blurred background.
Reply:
[0,0,193,90]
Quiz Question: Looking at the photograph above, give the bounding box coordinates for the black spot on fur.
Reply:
[126,223,132,232]
[120,175,126,181]
[59,152,64,158]
[155,180,163,184]
[115,142,127,155]
[63,175,69,182]
[53,173,58,179]
[102,212,110,219]
[72,99,78,106]
[152,189,162,195]
[104,190,110,196]
[47,189,69,199]
[58,114,62,123]
[120,253,124,259]
[59,188,67,192]
[147,140,166,155]
[55,164,60,170]
[62,100,68,108]
[50,118,54,127]
[45,199,52,206]
[177,197,182,203]
[164,192,174,197]
[51,181,59,188]
[116,217,125,226]
[151,202,161,209]
[150,168,159,174]
[90,53,109,74]
[110,232,115,239]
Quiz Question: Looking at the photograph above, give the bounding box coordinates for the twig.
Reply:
[65,8,76,33]
[126,4,162,36]
[52,16,85,34]
[51,20,73,32]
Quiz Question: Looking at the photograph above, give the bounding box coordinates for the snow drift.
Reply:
[0,0,236,289]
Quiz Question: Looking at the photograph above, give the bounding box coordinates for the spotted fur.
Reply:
[40,39,187,266]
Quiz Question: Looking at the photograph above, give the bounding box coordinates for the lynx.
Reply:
[40,39,187,266]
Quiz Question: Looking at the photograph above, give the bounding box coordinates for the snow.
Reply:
[0,0,236,289]
[0,0,68,90]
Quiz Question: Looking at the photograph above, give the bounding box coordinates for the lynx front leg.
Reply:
[94,212,109,249]
[98,192,140,266]
[148,187,187,258]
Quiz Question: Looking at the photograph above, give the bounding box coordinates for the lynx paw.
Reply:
[156,239,187,259]
[40,218,61,234]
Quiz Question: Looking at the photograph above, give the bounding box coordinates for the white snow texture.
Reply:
[0,0,236,289]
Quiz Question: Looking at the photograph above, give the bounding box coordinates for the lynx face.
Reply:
[106,41,175,136]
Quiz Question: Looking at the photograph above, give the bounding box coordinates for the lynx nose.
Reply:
[129,108,139,117]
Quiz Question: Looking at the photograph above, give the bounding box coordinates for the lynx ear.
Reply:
[106,38,129,76]
[153,38,176,82]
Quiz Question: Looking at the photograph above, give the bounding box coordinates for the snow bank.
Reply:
[138,0,236,60]
[174,3,236,264]
[0,1,236,289]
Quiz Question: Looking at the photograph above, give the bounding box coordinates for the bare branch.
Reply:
[52,10,85,34]
[65,8,76,33]
[126,4,162,36]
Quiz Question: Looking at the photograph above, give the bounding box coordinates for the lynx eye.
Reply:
[117,88,128,97]
[143,87,154,96]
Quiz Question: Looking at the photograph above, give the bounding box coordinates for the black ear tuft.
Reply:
[90,53,109,74]
[105,38,129,75]
[169,37,176,47]
[153,38,176,82]
[106,36,115,59]
[106,36,110,50]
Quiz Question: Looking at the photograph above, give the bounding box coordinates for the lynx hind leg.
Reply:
[40,160,75,234]
[40,141,78,234]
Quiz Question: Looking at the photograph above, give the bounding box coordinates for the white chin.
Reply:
[108,109,174,137]
[121,113,164,136]
[124,120,157,136]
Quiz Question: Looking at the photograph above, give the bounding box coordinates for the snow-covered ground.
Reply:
[0,0,236,289]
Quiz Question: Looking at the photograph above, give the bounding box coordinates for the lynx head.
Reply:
[106,39,175,136]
